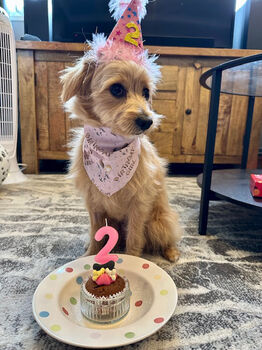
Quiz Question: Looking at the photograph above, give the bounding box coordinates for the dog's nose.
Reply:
[135,116,153,131]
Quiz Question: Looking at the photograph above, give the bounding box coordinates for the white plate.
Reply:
[32,254,178,348]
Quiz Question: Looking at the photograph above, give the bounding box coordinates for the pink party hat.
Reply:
[108,0,144,49]
[86,0,161,83]
[97,0,147,64]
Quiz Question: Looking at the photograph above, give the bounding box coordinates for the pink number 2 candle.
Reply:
[94,225,119,264]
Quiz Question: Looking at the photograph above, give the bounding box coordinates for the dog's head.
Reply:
[60,55,162,137]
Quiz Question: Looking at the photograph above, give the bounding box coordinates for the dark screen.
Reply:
[24,0,49,40]
[52,0,115,42]
[52,0,236,47]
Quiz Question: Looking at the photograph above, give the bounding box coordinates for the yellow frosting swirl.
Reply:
[92,267,117,281]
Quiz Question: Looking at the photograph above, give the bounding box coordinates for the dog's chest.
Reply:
[90,184,134,221]
[82,135,162,220]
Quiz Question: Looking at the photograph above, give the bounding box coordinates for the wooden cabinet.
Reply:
[151,57,262,167]
[16,41,262,173]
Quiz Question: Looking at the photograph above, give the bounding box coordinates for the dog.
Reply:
[60,54,182,262]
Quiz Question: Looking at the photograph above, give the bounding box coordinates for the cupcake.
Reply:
[80,260,131,324]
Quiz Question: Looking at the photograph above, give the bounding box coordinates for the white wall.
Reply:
[10,16,24,40]
[3,0,24,39]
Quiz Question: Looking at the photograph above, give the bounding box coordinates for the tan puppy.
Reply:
[61,56,182,262]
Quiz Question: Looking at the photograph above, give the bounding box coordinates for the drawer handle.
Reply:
[185,109,192,115]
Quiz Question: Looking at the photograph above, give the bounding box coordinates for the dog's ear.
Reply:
[60,56,95,103]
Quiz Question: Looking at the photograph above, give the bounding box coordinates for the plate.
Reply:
[32,254,178,348]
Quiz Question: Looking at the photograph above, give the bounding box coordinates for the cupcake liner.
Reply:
[80,276,131,324]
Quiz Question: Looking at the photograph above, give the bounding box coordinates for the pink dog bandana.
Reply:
[83,125,140,196]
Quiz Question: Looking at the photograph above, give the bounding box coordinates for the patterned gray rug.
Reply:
[0,175,261,350]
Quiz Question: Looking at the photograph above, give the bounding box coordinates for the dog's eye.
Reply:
[110,83,126,98]
[142,88,150,100]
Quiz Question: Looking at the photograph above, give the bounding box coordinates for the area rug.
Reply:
[0,175,261,350]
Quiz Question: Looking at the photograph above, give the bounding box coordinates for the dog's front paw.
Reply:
[163,247,180,263]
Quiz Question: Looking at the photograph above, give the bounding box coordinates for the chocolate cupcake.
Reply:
[80,261,131,323]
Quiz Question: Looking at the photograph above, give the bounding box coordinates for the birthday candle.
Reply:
[94,225,119,264]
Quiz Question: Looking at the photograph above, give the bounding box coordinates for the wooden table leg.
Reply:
[17,49,38,174]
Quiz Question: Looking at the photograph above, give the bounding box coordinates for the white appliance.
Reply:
[0,7,27,184]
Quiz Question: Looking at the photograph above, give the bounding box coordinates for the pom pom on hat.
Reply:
[109,0,149,21]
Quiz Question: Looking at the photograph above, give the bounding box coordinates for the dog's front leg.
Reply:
[125,203,146,257]
[85,211,107,256]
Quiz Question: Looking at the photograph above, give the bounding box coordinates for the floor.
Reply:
[0,175,262,350]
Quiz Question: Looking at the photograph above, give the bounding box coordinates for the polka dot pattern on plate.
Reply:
[65,267,73,273]
[62,307,69,316]
[118,269,125,275]
[45,293,53,299]
[160,289,168,296]
[154,317,164,323]
[117,258,123,264]
[33,254,178,348]
[125,332,135,338]
[70,297,77,305]
[39,311,49,318]
[56,267,65,274]
[135,300,143,307]
[49,274,57,280]
[76,276,83,285]
[154,274,161,280]
[51,324,61,332]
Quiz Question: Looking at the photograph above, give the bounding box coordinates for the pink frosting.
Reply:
[96,274,114,286]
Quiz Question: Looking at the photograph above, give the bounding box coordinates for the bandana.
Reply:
[83,125,140,196]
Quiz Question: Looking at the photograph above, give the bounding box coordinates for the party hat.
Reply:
[86,0,161,83]
[108,0,145,48]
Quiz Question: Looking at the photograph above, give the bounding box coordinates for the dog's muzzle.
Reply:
[135,116,153,131]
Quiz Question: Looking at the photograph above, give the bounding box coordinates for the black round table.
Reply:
[197,169,262,209]
[198,54,262,235]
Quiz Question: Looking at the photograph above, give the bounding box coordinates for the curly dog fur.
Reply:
[60,56,182,262]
